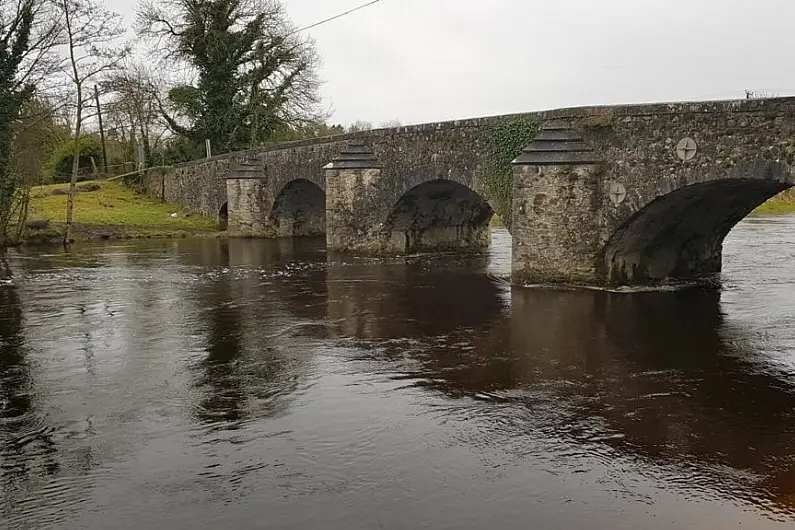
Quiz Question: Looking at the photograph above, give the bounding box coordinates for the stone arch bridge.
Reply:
[135,97,795,286]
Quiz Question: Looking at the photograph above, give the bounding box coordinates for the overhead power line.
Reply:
[288,0,385,36]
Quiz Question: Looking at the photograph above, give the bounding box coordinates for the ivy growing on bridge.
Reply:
[484,118,538,229]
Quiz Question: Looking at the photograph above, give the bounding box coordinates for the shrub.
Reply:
[45,135,104,183]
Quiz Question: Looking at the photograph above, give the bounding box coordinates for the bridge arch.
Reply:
[217,202,229,231]
[382,179,494,253]
[601,161,794,285]
[269,179,326,238]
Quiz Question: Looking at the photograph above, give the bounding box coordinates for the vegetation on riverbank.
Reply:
[752,188,795,214]
[0,0,338,246]
[22,180,217,244]
[490,214,506,228]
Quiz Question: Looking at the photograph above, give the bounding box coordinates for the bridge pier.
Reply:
[511,122,605,285]
[227,156,327,238]
[324,142,385,252]
[226,158,275,237]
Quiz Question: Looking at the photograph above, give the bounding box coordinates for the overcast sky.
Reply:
[107,0,795,126]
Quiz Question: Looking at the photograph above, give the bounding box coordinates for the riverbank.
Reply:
[753,188,795,214]
[23,180,219,244]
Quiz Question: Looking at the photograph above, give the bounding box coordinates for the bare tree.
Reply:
[346,120,373,133]
[57,0,128,244]
[104,61,169,170]
[379,120,402,129]
[16,0,64,95]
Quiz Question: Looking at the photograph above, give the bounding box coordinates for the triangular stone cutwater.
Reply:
[513,120,601,166]
[228,154,264,179]
[326,140,383,170]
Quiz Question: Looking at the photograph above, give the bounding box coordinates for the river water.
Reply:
[1,216,795,529]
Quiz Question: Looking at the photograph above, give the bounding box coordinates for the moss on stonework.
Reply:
[579,111,615,130]
[484,118,538,229]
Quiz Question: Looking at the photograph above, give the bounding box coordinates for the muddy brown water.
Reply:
[2,217,795,529]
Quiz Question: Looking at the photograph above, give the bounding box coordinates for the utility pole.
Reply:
[94,85,108,175]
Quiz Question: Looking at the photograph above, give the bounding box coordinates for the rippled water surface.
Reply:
[2,217,795,529]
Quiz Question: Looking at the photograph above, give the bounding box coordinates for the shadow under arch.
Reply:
[382,179,494,253]
[217,201,228,231]
[269,179,325,238]
[602,161,794,285]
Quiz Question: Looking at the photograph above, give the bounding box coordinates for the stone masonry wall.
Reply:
[144,96,795,285]
[512,164,604,284]
[133,158,231,219]
[227,177,272,236]
[512,97,795,285]
[325,167,384,252]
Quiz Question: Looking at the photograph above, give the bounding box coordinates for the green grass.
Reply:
[753,188,795,214]
[28,180,216,230]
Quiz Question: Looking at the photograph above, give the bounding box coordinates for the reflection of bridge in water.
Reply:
[2,236,795,524]
[323,259,795,515]
[173,236,795,515]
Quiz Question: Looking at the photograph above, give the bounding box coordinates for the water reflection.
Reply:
[510,288,795,503]
[326,252,506,339]
[0,259,30,431]
[0,259,59,519]
[179,236,795,516]
[181,237,326,269]
[0,222,794,528]
[189,239,328,432]
[193,244,247,426]
[325,269,795,515]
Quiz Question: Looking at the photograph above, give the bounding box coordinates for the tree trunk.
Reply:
[139,121,151,168]
[128,127,137,168]
[14,189,30,244]
[95,85,108,174]
[0,116,15,248]
[63,0,81,247]
[65,85,82,246]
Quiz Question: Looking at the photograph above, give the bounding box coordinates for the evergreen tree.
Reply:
[0,1,35,245]
[138,0,324,154]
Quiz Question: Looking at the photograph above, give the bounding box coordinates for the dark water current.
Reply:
[2,216,795,529]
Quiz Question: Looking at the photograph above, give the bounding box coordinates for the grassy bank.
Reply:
[24,180,217,243]
[753,188,795,214]
[490,214,505,228]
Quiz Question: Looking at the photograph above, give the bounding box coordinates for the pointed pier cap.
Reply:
[324,140,382,170]
[513,120,601,166]
[227,154,264,179]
